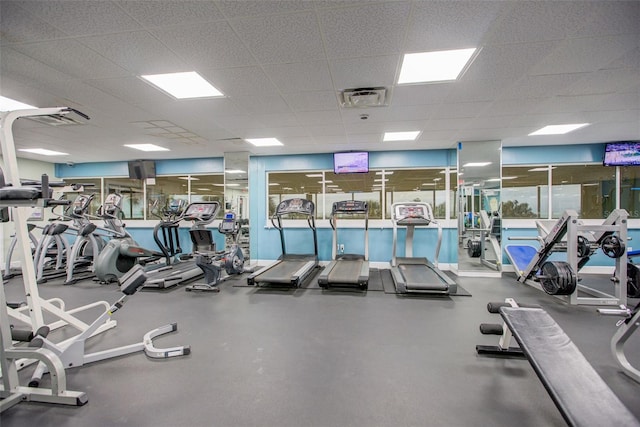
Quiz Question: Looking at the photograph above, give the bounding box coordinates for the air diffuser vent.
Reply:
[26,114,84,126]
[339,87,388,108]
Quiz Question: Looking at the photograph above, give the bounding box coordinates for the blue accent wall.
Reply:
[55,157,223,177]
[503,143,606,165]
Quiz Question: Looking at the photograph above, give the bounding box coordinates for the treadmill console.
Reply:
[218,212,239,234]
[183,202,220,222]
[394,204,433,225]
[276,198,315,216]
[332,200,368,215]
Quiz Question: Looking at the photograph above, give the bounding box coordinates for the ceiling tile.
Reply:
[498,74,587,100]
[78,31,187,75]
[572,1,640,38]
[530,34,639,75]
[231,12,324,64]
[447,78,514,103]
[263,61,333,94]
[319,2,411,58]
[231,95,291,115]
[0,47,72,87]
[203,67,279,98]
[329,55,399,89]
[85,77,174,105]
[296,110,343,126]
[151,21,255,70]
[116,0,225,27]
[11,39,128,80]
[405,1,504,52]
[430,102,490,120]
[560,68,640,97]
[18,0,141,36]
[392,84,452,106]
[0,1,68,44]
[462,41,560,81]
[283,91,339,112]
[216,0,313,18]
[485,1,594,45]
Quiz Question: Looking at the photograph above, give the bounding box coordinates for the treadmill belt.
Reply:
[256,260,309,284]
[400,264,448,291]
[328,259,364,284]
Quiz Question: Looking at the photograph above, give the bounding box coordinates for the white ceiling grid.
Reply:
[0,0,637,163]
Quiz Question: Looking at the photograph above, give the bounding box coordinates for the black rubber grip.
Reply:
[479,323,504,335]
[10,328,34,342]
[487,301,540,313]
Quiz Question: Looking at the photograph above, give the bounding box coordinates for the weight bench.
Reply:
[478,302,639,427]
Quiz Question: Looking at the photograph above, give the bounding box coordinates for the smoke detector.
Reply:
[339,87,388,108]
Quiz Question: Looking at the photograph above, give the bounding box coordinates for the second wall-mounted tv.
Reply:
[128,160,156,179]
[603,141,640,166]
[334,151,369,174]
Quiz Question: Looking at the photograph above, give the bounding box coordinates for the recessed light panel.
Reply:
[383,131,421,142]
[528,123,589,136]
[246,138,283,147]
[124,144,169,152]
[463,162,491,167]
[18,148,67,156]
[398,48,477,84]
[141,71,223,99]
[0,95,36,111]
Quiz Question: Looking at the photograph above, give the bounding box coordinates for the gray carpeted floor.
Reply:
[1,270,639,426]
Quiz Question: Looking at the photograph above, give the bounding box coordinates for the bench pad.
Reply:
[500,307,639,427]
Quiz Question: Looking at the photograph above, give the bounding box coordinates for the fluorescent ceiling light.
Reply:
[178,176,200,181]
[306,174,323,177]
[269,183,280,186]
[211,183,225,186]
[440,169,456,174]
[0,95,36,111]
[124,143,169,152]
[246,138,283,147]
[225,169,245,174]
[374,178,389,182]
[383,131,421,142]
[326,185,339,188]
[486,178,502,182]
[141,71,223,99]
[422,183,436,186]
[226,183,240,187]
[583,183,599,187]
[463,162,491,167]
[18,148,67,156]
[196,188,211,191]
[398,48,477,84]
[376,171,394,175]
[502,176,518,180]
[433,178,442,182]
[528,123,589,136]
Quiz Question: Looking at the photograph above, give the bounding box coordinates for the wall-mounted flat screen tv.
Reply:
[334,151,369,174]
[128,160,156,179]
[603,141,640,166]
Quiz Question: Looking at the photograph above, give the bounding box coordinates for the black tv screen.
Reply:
[603,142,640,166]
[334,151,369,174]
[128,160,156,179]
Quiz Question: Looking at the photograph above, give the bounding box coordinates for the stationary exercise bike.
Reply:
[186,211,247,292]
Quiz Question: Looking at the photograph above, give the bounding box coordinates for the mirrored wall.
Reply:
[456,140,502,277]
[224,151,250,261]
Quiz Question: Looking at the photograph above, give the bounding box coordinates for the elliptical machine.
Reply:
[186,211,247,292]
[94,193,159,283]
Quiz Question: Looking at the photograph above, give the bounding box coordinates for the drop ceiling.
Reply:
[0,0,638,164]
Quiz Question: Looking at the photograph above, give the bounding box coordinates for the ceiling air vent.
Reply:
[26,113,84,126]
[339,87,388,108]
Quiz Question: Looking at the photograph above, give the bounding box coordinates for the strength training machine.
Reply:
[247,198,318,287]
[476,298,639,427]
[317,200,369,290]
[390,202,458,295]
[504,209,629,305]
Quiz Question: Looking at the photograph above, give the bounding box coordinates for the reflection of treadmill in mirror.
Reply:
[247,198,318,287]
[318,200,369,290]
[390,202,458,295]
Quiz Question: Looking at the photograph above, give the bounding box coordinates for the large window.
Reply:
[267,168,450,220]
[502,166,549,218]
[385,169,447,219]
[63,174,223,220]
[619,167,640,218]
[551,164,615,219]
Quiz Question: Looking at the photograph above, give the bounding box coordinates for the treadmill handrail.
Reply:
[391,201,441,267]
[329,200,369,261]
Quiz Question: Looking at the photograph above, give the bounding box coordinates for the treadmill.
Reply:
[143,202,219,289]
[390,202,458,295]
[247,198,318,287]
[318,200,369,290]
